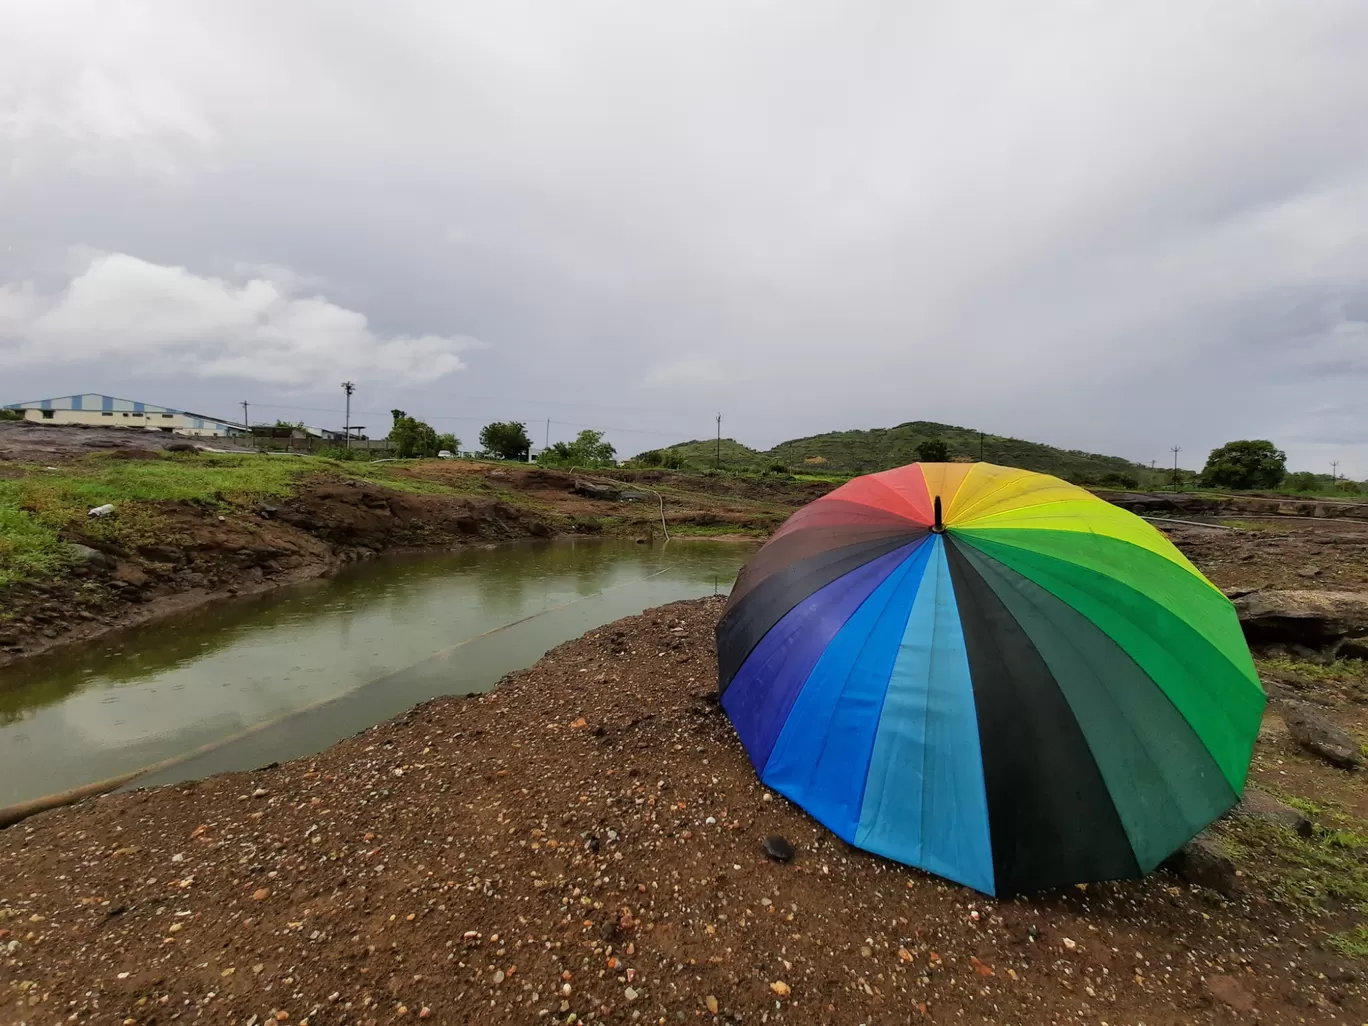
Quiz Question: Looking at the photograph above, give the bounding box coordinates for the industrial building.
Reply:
[1,394,247,437]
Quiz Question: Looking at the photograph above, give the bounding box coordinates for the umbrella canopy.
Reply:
[717,462,1264,896]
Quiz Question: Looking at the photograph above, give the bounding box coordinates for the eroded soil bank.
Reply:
[0,438,823,668]
[2,596,1367,1025]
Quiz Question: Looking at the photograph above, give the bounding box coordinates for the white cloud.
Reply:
[0,253,485,388]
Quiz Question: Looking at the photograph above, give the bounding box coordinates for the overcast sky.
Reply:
[3,2,1368,474]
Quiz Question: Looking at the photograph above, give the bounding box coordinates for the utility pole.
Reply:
[546,419,550,452]
[241,400,249,435]
[1331,460,1339,486]
[341,381,355,449]
[1170,446,1181,491]
[979,431,984,461]
[716,414,722,471]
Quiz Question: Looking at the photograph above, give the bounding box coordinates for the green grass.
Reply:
[0,502,73,588]
[1220,519,1287,532]
[1328,925,1368,957]
[0,452,476,591]
[1220,815,1368,914]
[1256,656,1368,688]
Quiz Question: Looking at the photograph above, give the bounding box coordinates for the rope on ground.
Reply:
[1140,516,1236,531]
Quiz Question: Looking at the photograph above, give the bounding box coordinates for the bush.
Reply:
[767,461,789,475]
[1096,471,1140,490]
[916,438,949,462]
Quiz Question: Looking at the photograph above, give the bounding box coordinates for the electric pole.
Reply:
[241,400,249,436]
[1331,460,1339,486]
[1170,446,1181,491]
[979,431,984,461]
[716,414,722,471]
[546,419,550,452]
[341,381,356,449]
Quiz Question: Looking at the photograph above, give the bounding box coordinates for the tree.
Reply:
[436,433,460,453]
[388,409,441,458]
[1200,440,1286,490]
[916,438,949,462]
[635,450,664,467]
[480,421,532,461]
[539,429,617,468]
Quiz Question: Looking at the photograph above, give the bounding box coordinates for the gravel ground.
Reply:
[2,598,1364,1025]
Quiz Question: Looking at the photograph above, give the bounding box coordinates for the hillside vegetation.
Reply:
[656,421,1146,481]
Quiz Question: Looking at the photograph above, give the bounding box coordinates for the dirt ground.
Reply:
[0,422,254,463]
[1162,521,1368,593]
[2,593,1366,1026]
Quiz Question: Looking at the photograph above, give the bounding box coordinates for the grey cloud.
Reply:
[3,1,1368,470]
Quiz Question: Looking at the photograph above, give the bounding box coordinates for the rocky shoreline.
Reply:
[2,597,1365,1025]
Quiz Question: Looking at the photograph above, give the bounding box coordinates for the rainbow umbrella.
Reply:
[717,462,1264,896]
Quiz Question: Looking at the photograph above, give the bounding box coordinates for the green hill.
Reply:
[645,421,1148,483]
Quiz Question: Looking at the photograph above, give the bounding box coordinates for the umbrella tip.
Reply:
[933,495,944,532]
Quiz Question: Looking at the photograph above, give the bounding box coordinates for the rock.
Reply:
[769,981,790,997]
[163,442,200,453]
[762,835,795,862]
[1163,834,1239,898]
[137,544,182,564]
[529,521,553,538]
[87,503,116,517]
[572,479,622,501]
[113,564,150,588]
[1232,589,1368,650]
[1233,790,1314,837]
[705,995,718,1014]
[1298,565,1322,578]
[1204,974,1256,1014]
[619,489,652,502]
[623,987,638,1001]
[1280,702,1363,769]
[64,543,117,571]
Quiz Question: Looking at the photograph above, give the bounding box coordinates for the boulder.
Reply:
[1232,790,1314,837]
[1232,589,1368,650]
[64,543,117,572]
[1163,834,1239,898]
[163,441,201,453]
[137,544,183,564]
[1280,701,1363,769]
[573,479,622,501]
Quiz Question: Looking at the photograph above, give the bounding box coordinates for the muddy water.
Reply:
[0,539,752,806]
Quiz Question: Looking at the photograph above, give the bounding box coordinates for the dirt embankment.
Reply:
[0,477,552,667]
[0,447,824,668]
[1,597,1364,1026]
